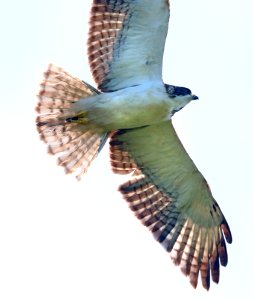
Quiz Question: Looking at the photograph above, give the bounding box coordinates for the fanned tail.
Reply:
[36,64,107,180]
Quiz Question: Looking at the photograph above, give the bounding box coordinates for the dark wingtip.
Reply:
[190,279,198,289]
[218,238,228,267]
[222,219,232,244]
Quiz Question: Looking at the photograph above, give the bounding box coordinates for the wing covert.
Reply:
[88,0,170,91]
[109,121,232,289]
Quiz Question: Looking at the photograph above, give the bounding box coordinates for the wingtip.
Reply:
[190,278,198,289]
[222,220,232,244]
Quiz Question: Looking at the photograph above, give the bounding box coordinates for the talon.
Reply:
[65,112,89,124]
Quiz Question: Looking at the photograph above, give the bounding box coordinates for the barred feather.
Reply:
[119,175,231,289]
[110,125,232,290]
[88,0,130,90]
[36,64,107,179]
[88,0,170,91]
[109,133,141,175]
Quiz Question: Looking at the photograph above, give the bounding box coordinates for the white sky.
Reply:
[0,0,253,299]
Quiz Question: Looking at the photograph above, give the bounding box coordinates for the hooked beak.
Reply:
[192,95,199,100]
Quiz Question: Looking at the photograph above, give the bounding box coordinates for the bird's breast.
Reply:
[74,83,176,131]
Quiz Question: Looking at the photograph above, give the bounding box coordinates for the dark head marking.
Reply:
[165,84,198,100]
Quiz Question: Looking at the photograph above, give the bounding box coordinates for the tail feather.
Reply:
[36,64,107,179]
[36,64,94,112]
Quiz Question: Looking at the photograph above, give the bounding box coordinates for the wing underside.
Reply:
[88,0,170,91]
[109,121,232,289]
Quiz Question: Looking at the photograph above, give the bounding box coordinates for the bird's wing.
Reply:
[109,121,232,290]
[88,0,170,91]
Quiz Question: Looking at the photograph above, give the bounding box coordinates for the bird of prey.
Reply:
[36,0,232,290]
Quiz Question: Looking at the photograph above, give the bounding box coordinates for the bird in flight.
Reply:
[36,0,232,290]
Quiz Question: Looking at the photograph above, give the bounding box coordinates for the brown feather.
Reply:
[110,127,232,290]
[36,64,107,179]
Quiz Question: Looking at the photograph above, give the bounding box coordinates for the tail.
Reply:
[36,64,108,180]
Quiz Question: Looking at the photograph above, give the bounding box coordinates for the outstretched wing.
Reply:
[109,121,232,290]
[88,0,170,91]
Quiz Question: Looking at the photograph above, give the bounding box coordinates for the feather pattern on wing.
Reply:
[88,0,170,91]
[36,64,108,180]
[109,122,232,290]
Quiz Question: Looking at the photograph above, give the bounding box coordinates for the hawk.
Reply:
[36,0,232,290]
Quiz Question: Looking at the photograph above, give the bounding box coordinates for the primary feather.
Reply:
[88,0,170,91]
[109,122,232,290]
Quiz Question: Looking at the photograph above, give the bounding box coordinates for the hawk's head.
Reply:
[165,84,198,100]
[164,84,198,117]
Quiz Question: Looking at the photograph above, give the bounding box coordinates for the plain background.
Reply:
[0,0,252,299]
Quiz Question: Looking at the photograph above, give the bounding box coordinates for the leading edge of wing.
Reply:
[109,121,232,289]
[88,0,170,91]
